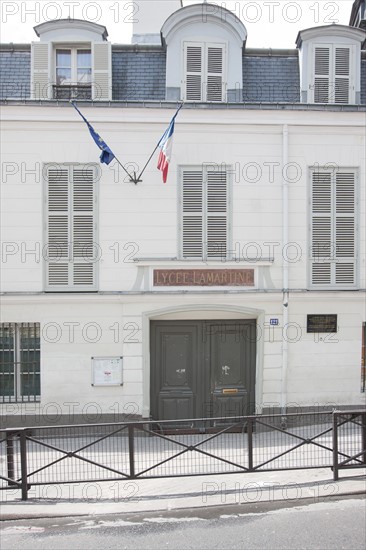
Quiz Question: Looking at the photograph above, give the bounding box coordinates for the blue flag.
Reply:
[71,102,115,165]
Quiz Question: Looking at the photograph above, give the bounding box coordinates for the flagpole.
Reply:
[71,101,137,184]
[135,103,183,182]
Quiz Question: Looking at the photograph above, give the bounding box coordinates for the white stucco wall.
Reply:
[1,105,365,420]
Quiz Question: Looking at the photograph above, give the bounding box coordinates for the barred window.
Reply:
[0,323,40,402]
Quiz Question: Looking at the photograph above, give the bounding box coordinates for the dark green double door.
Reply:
[150,320,256,422]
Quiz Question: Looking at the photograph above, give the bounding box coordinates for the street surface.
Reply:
[1,495,365,549]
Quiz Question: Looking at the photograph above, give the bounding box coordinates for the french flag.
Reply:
[157,105,182,183]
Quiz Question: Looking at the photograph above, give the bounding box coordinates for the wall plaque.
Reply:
[153,269,254,287]
[307,315,337,333]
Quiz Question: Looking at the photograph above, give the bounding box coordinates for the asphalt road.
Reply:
[1,495,365,550]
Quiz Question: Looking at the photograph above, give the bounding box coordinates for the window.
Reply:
[311,44,354,104]
[45,164,98,291]
[184,42,226,102]
[180,166,229,260]
[54,47,92,99]
[310,168,357,287]
[0,323,40,403]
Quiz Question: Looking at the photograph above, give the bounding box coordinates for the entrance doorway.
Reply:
[150,320,256,421]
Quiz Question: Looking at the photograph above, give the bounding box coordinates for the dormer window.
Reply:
[162,4,246,103]
[54,47,92,99]
[296,24,366,104]
[32,19,111,101]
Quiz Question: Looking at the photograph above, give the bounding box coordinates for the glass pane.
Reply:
[21,373,40,397]
[0,373,15,397]
[20,351,40,366]
[77,68,92,83]
[56,50,71,67]
[56,68,71,85]
[77,50,91,68]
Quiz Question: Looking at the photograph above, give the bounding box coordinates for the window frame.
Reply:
[0,323,41,403]
[55,46,92,86]
[54,44,92,100]
[178,165,231,261]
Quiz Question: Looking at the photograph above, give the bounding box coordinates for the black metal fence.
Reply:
[1,410,365,501]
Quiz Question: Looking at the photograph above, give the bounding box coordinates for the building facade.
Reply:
[1,1,365,426]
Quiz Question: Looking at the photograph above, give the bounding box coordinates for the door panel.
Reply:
[150,320,256,422]
[151,323,200,421]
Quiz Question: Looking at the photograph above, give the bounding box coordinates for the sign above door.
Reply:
[153,269,254,287]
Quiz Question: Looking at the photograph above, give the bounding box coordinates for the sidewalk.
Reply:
[1,468,365,520]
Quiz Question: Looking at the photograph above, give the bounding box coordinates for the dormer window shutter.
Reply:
[312,44,353,104]
[334,47,350,104]
[185,45,203,101]
[314,46,330,103]
[31,43,51,99]
[92,42,112,101]
[45,165,98,291]
[184,42,225,102]
[206,45,224,102]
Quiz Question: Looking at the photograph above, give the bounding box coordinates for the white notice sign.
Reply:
[91,357,123,386]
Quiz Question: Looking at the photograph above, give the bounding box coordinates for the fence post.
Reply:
[247,417,253,471]
[6,431,16,486]
[361,412,366,465]
[332,411,339,481]
[128,424,135,479]
[19,429,28,501]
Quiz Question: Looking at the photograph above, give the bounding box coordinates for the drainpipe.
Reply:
[281,124,289,422]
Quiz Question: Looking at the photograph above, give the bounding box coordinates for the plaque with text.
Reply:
[307,315,337,333]
[153,269,254,287]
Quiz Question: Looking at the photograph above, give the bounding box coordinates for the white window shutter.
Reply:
[206,45,225,102]
[334,47,350,104]
[335,172,355,284]
[185,44,203,101]
[206,169,227,258]
[72,168,96,287]
[46,167,70,287]
[92,42,111,101]
[313,46,330,103]
[311,171,332,285]
[182,170,203,258]
[46,165,97,291]
[31,43,51,100]
[310,169,356,287]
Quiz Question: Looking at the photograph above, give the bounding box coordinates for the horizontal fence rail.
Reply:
[1,410,365,501]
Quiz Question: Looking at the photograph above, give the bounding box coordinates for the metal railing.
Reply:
[1,410,365,501]
[332,410,366,481]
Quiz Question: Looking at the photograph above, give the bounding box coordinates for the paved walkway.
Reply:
[1,467,365,520]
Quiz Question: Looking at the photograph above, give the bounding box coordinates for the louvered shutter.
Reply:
[334,47,350,104]
[207,170,227,258]
[72,168,96,286]
[47,167,70,287]
[31,42,51,99]
[311,169,356,287]
[92,42,112,100]
[206,45,224,102]
[46,165,97,290]
[182,170,203,258]
[335,172,355,284]
[311,171,332,284]
[314,46,330,103]
[185,45,203,101]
